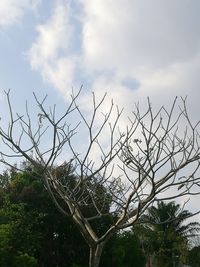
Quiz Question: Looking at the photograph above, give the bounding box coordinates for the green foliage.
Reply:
[2,166,199,267]
[13,253,38,267]
[0,195,39,267]
[0,166,89,267]
[101,232,145,267]
[134,201,200,267]
[0,224,12,266]
[188,246,200,267]
[0,165,121,267]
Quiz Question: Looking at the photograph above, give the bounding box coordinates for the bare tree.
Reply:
[0,90,200,267]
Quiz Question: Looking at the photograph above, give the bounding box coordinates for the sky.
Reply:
[1,0,200,217]
[1,0,200,108]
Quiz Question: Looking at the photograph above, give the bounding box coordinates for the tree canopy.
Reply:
[134,201,200,267]
[0,164,146,267]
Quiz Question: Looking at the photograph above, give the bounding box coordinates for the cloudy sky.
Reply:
[1,0,200,215]
[1,0,200,108]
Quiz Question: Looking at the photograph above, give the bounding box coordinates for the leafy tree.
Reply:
[0,167,89,267]
[0,165,119,267]
[188,245,200,267]
[110,232,145,267]
[134,201,200,267]
[0,196,39,267]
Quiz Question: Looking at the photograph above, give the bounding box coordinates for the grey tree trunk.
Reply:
[89,243,105,267]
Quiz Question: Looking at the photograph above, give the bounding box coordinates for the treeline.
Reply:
[0,164,199,267]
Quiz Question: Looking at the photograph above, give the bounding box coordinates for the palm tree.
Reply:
[134,201,200,267]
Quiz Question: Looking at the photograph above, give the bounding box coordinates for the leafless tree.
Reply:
[0,90,200,267]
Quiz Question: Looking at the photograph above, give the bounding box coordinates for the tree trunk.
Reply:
[89,243,105,267]
[145,255,153,267]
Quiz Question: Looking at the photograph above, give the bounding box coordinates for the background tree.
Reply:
[1,90,200,267]
[134,201,200,267]
[110,232,145,267]
[0,164,146,267]
[188,245,200,267]
[0,195,39,267]
[0,165,89,267]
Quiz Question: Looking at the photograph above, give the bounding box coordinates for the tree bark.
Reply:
[89,243,105,267]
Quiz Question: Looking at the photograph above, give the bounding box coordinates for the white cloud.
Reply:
[26,0,200,108]
[80,0,200,70]
[74,0,200,116]
[0,0,41,27]
[27,0,200,113]
[28,0,76,96]
[25,0,200,146]
[23,0,200,155]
